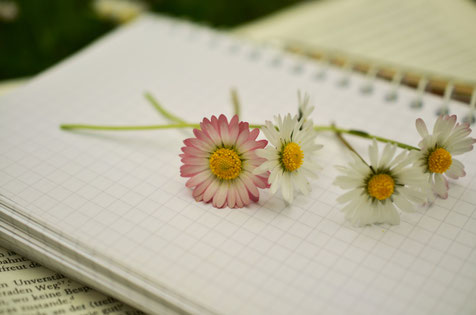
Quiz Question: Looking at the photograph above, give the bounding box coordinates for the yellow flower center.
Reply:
[367,174,395,201]
[428,148,452,174]
[281,142,304,172]
[209,148,242,180]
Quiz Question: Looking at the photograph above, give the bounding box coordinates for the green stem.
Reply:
[314,125,419,151]
[60,123,200,131]
[60,122,263,131]
[60,121,419,151]
[144,92,188,124]
[230,88,241,117]
[332,124,370,167]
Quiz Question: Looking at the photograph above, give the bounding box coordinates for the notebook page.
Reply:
[1,15,475,315]
[0,214,188,314]
[235,0,476,84]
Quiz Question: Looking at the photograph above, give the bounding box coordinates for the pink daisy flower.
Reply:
[180,115,269,208]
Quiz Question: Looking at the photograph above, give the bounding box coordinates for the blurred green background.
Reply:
[0,0,302,80]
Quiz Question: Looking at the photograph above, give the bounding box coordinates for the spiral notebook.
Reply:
[1,14,475,315]
[236,0,476,105]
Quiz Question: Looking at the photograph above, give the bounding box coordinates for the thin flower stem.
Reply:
[59,120,419,152]
[60,123,262,131]
[144,92,188,124]
[332,124,370,167]
[230,88,241,117]
[60,123,200,131]
[68,92,419,151]
[314,125,420,151]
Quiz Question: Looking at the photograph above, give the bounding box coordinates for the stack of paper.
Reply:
[1,14,475,314]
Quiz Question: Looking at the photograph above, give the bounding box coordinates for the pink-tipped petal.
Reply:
[253,174,270,189]
[234,189,244,208]
[433,173,448,199]
[181,164,209,177]
[186,171,211,188]
[229,115,239,133]
[213,184,228,208]
[242,175,259,198]
[202,121,221,145]
[218,114,232,145]
[235,123,250,147]
[210,115,220,130]
[240,139,268,153]
[229,123,239,144]
[415,118,428,138]
[181,156,208,166]
[236,179,251,206]
[203,180,220,202]
[181,146,210,158]
[445,159,466,179]
[193,128,215,148]
[193,176,213,198]
[185,137,214,152]
[238,121,249,133]
[249,192,259,202]
[227,186,236,208]
[248,128,260,141]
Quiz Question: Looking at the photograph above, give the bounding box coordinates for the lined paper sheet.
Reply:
[236,0,476,84]
[1,15,475,315]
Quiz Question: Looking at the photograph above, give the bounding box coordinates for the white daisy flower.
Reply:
[334,140,429,226]
[254,113,323,203]
[415,115,476,199]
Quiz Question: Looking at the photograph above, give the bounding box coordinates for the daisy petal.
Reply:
[368,139,379,167]
[281,172,294,203]
[213,184,228,208]
[393,195,415,212]
[203,179,220,202]
[227,185,237,208]
[433,173,449,199]
[416,118,429,138]
[446,159,465,179]
[383,203,400,225]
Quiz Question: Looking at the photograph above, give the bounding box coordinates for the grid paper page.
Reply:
[1,15,476,315]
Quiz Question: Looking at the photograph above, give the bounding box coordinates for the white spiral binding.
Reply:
[172,19,476,124]
[436,82,454,116]
[410,77,428,109]
[313,57,329,80]
[360,66,378,94]
[385,71,403,102]
[337,60,352,87]
[464,88,476,124]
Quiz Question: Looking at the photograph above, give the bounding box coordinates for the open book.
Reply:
[1,14,475,315]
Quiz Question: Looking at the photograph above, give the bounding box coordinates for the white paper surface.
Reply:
[0,14,475,315]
